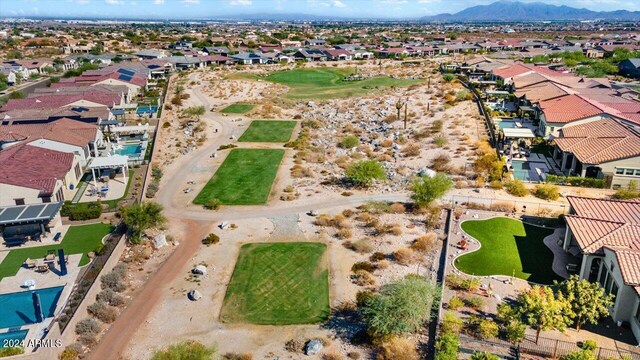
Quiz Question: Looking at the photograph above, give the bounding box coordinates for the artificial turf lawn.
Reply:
[454,217,561,284]
[220,242,330,325]
[0,223,114,280]
[234,68,422,99]
[238,120,296,143]
[193,148,284,205]
[220,103,255,114]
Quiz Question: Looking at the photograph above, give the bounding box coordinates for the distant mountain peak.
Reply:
[421,0,640,22]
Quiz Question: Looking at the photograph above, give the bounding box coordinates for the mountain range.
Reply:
[421,0,640,22]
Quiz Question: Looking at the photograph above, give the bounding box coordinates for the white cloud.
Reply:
[67,0,90,4]
[381,0,407,3]
[153,0,165,4]
[230,0,252,5]
[333,0,346,7]
[104,0,124,4]
[181,0,200,4]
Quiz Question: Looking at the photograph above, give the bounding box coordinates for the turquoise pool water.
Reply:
[136,106,158,115]
[115,144,142,157]
[0,330,28,348]
[498,121,517,129]
[0,286,64,329]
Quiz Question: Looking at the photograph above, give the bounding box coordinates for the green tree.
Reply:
[515,286,571,343]
[554,275,613,331]
[560,349,596,360]
[473,153,503,181]
[411,173,452,208]
[360,275,439,338]
[345,160,386,187]
[151,340,217,360]
[120,202,166,243]
[435,331,459,360]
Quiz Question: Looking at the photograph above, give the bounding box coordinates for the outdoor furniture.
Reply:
[45,253,55,262]
[24,258,36,269]
[53,232,62,241]
[36,264,49,273]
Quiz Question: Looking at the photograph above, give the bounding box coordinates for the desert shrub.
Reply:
[435,331,459,360]
[353,270,376,286]
[100,268,127,293]
[389,225,403,236]
[204,198,221,210]
[464,296,485,310]
[75,318,101,336]
[581,340,597,351]
[78,333,97,347]
[340,135,359,149]
[470,352,500,360]
[352,238,373,253]
[347,351,361,359]
[58,347,79,360]
[202,233,220,245]
[393,248,415,265]
[342,209,355,217]
[336,228,353,239]
[402,142,421,157]
[490,201,514,212]
[377,259,390,269]
[411,233,437,253]
[489,180,503,189]
[96,288,125,307]
[433,135,448,147]
[503,320,526,344]
[218,144,237,150]
[323,351,343,360]
[284,338,304,353]
[314,214,332,226]
[352,261,376,273]
[361,201,391,214]
[376,337,419,360]
[504,179,529,197]
[442,312,464,333]
[448,297,464,310]
[87,301,117,323]
[61,201,102,221]
[545,174,605,188]
[431,154,451,172]
[445,274,481,291]
[476,319,499,340]
[370,252,386,262]
[222,352,253,360]
[389,203,406,213]
[151,340,217,360]
[534,183,560,201]
[346,160,387,187]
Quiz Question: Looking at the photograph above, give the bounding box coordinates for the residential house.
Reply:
[561,196,640,343]
[133,49,169,60]
[293,49,327,62]
[619,59,640,79]
[323,49,352,61]
[304,39,326,47]
[230,52,270,65]
[552,119,640,188]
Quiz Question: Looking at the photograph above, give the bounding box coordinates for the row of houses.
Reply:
[465,57,640,189]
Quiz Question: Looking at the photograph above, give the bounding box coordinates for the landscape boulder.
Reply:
[304,339,323,356]
[187,290,202,301]
[192,265,207,276]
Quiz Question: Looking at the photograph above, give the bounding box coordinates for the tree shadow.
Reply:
[320,306,367,344]
[513,224,560,285]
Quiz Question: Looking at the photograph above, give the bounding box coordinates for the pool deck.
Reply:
[78,173,128,203]
[0,254,81,351]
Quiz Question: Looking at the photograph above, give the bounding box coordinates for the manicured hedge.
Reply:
[545,174,606,188]
[61,201,102,220]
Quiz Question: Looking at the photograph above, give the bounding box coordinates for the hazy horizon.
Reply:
[1,0,640,20]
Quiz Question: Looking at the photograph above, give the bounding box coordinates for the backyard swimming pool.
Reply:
[0,330,27,348]
[511,160,549,182]
[0,286,64,329]
[498,121,517,129]
[114,144,142,157]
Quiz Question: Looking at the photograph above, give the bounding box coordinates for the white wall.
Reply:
[0,183,41,206]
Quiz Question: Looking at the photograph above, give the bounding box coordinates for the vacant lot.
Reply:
[454,217,560,284]
[193,148,285,205]
[238,120,296,143]
[238,68,422,99]
[0,223,114,280]
[220,103,255,114]
[220,242,329,325]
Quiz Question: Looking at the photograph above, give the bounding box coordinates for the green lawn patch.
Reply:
[220,242,329,325]
[220,103,255,114]
[233,68,422,99]
[454,217,560,284]
[193,148,284,205]
[238,120,296,143]
[0,223,114,280]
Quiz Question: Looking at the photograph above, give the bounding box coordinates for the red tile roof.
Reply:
[554,119,640,164]
[1,91,120,112]
[0,118,98,148]
[539,94,604,124]
[0,143,74,194]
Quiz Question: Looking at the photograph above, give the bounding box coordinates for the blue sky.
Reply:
[1,0,639,19]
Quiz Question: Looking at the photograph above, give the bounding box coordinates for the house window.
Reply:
[626,169,634,175]
[610,281,619,304]
[14,198,25,206]
[636,303,640,323]
[636,170,640,176]
[42,196,51,203]
[616,168,624,175]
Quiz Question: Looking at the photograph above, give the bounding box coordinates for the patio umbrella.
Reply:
[58,249,67,276]
[33,292,44,323]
